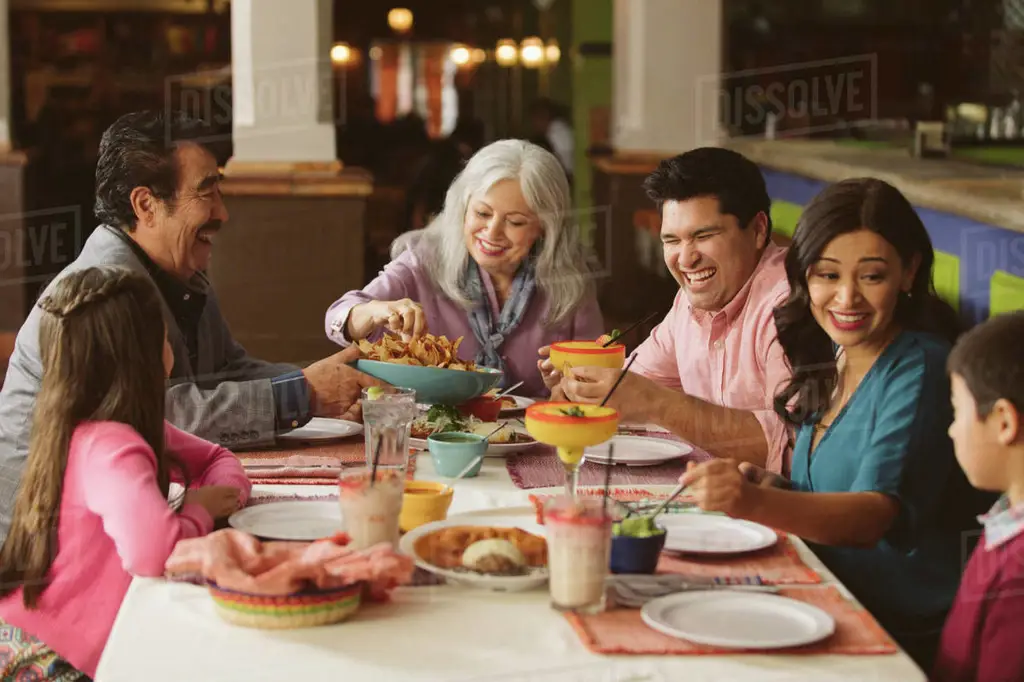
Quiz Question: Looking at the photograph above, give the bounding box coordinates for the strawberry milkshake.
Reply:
[337,468,404,549]
[543,496,617,613]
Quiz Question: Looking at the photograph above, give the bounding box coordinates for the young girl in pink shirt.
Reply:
[0,266,251,679]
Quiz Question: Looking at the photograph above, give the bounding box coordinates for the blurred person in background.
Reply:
[528,98,574,182]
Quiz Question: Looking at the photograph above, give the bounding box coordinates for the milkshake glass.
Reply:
[543,495,617,613]
[337,467,404,549]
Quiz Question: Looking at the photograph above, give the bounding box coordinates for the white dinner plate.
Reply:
[399,506,548,592]
[641,591,835,649]
[411,422,540,457]
[411,437,540,457]
[584,436,692,467]
[276,418,363,444]
[228,501,343,541]
[498,395,536,416]
[618,423,672,434]
[658,513,777,555]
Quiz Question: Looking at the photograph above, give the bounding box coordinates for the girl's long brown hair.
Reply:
[0,266,185,607]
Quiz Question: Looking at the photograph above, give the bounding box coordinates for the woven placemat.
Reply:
[236,439,416,485]
[506,428,710,490]
[565,585,897,656]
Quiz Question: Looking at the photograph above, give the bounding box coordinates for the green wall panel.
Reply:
[933,251,960,313]
[770,200,803,238]
[990,269,1024,316]
[571,0,612,241]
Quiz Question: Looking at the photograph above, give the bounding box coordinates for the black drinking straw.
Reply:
[599,353,638,407]
[602,311,660,347]
[369,436,384,487]
[602,441,616,517]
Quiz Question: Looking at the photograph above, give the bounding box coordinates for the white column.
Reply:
[228,0,336,167]
[612,0,722,154]
[0,0,11,151]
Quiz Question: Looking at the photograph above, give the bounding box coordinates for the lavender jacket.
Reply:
[325,247,605,398]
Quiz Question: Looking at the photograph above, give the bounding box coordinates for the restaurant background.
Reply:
[0,0,1020,371]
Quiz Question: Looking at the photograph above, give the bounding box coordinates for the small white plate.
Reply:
[411,422,540,457]
[228,501,343,541]
[584,436,692,467]
[398,506,548,592]
[498,395,536,416]
[618,423,672,434]
[659,514,777,555]
[641,591,835,649]
[277,418,363,444]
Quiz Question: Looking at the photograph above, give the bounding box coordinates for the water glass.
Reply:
[361,386,417,475]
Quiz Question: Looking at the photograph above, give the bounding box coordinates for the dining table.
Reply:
[95,450,928,682]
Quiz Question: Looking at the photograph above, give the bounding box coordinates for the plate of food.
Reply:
[409,404,539,456]
[353,333,502,405]
[398,507,548,591]
[480,389,536,417]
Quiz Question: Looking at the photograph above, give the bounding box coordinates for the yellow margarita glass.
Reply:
[525,402,619,499]
[549,340,626,375]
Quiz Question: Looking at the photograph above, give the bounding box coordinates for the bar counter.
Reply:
[591,139,1024,328]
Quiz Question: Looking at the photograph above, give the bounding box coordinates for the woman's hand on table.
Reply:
[679,459,763,518]
[347,299,427,341]
[184,485,243,519]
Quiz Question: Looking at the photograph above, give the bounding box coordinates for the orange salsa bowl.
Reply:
[549,340,625,373]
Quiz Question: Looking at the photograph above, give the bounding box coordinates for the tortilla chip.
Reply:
[356,331,478,371]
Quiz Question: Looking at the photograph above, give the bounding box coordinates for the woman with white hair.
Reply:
[324,139,604,397]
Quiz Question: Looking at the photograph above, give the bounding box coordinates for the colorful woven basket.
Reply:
[208,581,363,629]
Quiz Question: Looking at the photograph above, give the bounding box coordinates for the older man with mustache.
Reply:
[0,111,381,544]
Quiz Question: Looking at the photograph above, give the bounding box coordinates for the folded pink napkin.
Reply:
[164,529,415,600]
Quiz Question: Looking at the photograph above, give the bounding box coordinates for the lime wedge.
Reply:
[365,386,385,400]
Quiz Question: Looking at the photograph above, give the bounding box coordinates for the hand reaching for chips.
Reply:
[346,299,427,343]
[357,332,478,371]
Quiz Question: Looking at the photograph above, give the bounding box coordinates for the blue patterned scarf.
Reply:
[463,255,537,385]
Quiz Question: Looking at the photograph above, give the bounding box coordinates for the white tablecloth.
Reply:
[95,454,926,682]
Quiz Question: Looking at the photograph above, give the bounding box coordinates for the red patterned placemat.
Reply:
[246,493,338,506]
[566,586,897,656]
[527,490,821,586]
[236,440,416,485]
[506,449,694,489]
[506,428,711,490]
[656,536,821,585]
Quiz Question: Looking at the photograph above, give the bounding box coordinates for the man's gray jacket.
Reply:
[0,224,297,541]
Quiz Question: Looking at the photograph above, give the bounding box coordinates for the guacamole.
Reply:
[613,515,665,538]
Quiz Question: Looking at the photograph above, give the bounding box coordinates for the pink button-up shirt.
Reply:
[631,243,792,473]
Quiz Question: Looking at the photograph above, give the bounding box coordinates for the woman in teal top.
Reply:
[681,178,991,672]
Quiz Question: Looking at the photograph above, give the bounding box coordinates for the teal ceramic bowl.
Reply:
[428,432,488,478]
[353,360,502,405]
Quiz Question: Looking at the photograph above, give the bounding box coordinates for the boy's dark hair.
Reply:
[948,311,1024,418]
[642,147,773,238]
[94,110,218,231]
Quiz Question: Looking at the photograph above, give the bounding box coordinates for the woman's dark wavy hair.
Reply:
[772,178,963,426]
